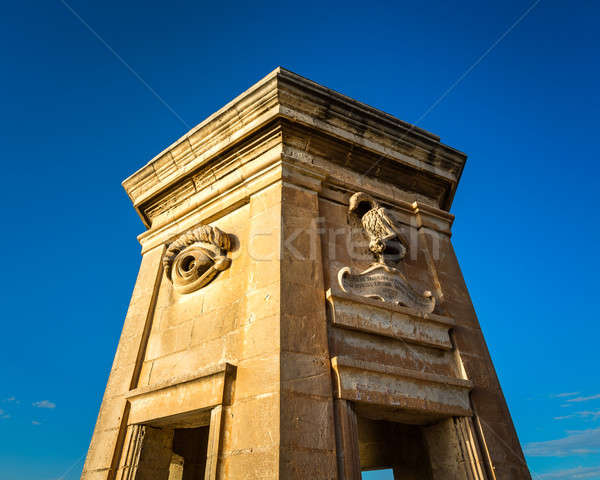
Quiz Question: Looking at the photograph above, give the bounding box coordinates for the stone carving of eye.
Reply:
[163,225,232,294]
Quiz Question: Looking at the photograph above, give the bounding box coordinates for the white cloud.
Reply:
[568,394,600,403]
[0,409,10,419]
[554,411,600,421]
[32,420,41,425]
[32,400,56,409]
[552,392,581,398]
[5,396,17,402]
[525,427,600,457]
[579,411,600,420]
[538,465,600,479]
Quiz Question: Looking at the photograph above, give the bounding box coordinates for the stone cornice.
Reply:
[123,67,467,226]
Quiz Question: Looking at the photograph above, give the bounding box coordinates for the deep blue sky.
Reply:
[1,1,598,479]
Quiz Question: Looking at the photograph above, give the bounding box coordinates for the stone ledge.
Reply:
[327,289,454,351]
[126,362,235,400]
[332,356,472,390]
[328,287,455,326]
[125,362,236,426]
[331,355,472,417]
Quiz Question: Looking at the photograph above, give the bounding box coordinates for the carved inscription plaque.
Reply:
[338,264,435,314]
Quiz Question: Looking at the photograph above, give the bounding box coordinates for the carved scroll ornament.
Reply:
[163,225,232,294]
[338,192,435,314]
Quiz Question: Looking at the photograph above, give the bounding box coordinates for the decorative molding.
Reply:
[326,288,454,350]
[123,68,467,228]
[126,362,236,426]
[162,225,232,294]
[139,125,284,229]
[331,356,472,417]
[338,192,435,314]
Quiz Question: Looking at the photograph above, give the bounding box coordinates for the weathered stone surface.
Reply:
[83,68,530,480]
[328,289,454,350]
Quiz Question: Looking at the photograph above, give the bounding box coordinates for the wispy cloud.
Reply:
[32,420,41,426]
[568,394,600,403]
[33,400,56,409]
[538,465,600,479]
[4,396,18,403]
[551,392,581,398]
[525,427,600,457]
[0,408,10,419]
[554,411,600,421]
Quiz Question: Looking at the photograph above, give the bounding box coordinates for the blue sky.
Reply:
[0,1,598,479]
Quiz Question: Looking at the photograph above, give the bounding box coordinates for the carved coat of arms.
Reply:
[338,192,435,314]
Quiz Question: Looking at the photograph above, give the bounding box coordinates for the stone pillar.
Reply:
[205,406,223,480]
[167,454,184,480]
[333,400,361,480]
[279,172,338,478]
[422,417,488,480]
[423,419,470,480]
[215,183,282,478]
[115,425,173,480]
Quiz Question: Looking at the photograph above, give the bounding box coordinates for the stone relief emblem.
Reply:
[338,192,435,314]
[163,225,232,294]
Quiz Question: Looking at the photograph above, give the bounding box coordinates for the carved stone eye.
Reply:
[179,255,197,272]
[163,225,232,295]
[171,247,216,293]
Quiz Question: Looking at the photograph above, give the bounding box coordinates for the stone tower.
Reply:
[82,68,531,480]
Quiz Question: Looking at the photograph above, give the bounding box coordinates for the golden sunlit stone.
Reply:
[82,68,530,480]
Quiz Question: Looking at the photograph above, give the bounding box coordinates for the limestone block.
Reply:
[280,352,331,397]
[83,427,121,472]
[219,448,279,480]
[240,314,280,360]
[234,354,279,400]
[145,320,193,360]
[224,393,279,452]
[147,338,226,385]
[94,397,128,434]
[245,284,280,322]
[280,312,330,356]
[279,447,337,480]
[280,392,336,451]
